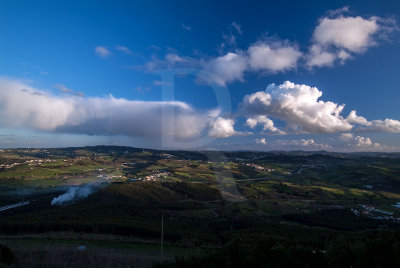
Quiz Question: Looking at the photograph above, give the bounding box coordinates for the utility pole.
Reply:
[161,214,164,259]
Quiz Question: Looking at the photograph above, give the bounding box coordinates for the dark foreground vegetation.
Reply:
[157,231,400,268]
[0,146,400,267]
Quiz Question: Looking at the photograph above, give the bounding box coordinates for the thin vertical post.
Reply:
[161,215,164,259]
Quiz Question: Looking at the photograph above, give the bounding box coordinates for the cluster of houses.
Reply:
[242,162,273,172]
[0,158,54,169]
[351,204,400,222]
[128,171,172,182]
[96,174,124,180]
[160,153,174,159]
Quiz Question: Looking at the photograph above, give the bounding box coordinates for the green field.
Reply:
[1,146,400,267]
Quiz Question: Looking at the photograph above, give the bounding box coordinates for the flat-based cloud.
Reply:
[0,78,238,141]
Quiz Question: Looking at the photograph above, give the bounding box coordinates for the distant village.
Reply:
[351,204,400,222]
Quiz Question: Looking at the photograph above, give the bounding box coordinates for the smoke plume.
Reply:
[51,184,97,206]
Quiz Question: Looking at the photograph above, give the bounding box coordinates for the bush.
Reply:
[0,244,15,265]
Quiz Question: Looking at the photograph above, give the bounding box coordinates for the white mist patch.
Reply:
[51,184,96,206]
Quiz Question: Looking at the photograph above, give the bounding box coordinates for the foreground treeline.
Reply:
[157,231,400,268]
[0,181,384,244]
[0,182,224,244]
[1,181,400,267]
[1,231,400,267]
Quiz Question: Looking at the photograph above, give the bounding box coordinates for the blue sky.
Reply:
[0,0,399,151]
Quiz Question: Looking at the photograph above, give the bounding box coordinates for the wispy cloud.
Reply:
[255,138,331,150]
[219,21,243,53]
[95,46,111,58]
[115,45,133,55]
[20,62,49,75]
[153,80,172,86]
[53,84,84,97]
[231,22,242,35]
[181,24,192,31]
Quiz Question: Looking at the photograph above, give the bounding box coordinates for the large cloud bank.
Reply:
[0,78,236,141]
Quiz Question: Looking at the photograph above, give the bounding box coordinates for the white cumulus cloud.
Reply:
[203,52,248,87]
[313,16,379,53]
[241,81,400,135]
[248,40,302,73]
[208,117,238,138]
[255,138,266,144]
[245,115,286,134]
[339,132,354,140]
[355,135,374,147]
[347,110,400,133]
[306,8,397,68]
[241,81,352,133]
[339,133,383,149]
[336,133,394,151]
